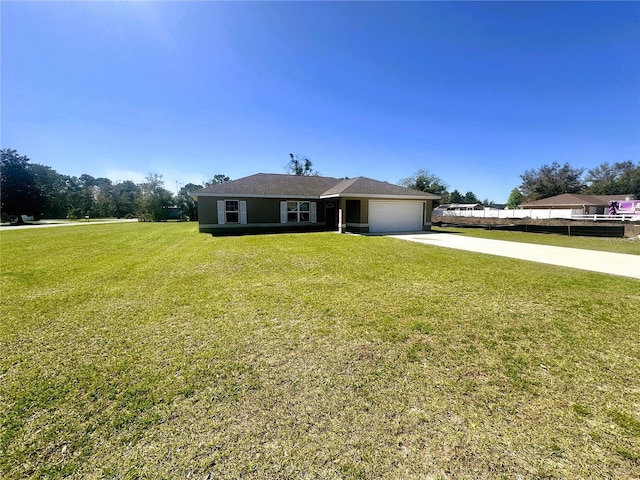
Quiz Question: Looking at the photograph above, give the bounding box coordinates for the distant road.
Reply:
[0,219,139,230]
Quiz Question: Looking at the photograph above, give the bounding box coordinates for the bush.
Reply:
[67,208,84,220]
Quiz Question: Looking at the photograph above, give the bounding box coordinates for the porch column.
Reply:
[338,197,347,233]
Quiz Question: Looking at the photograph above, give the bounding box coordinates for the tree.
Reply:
[92,178,116,218]
[616,162,640,198]
[506,188,524,209]
[399,169,448,197]
[30,163,70,218]
[64,176,95,219]
[463,191,479,204]
[0,149,43,223]
[584,161,640,197]
[139,173,174,221]
[519,161,584,201]
[113,181,141,218]
[71,175,117,218]
[287,153,318,176]
[176,183,203,221]
[583,163,615,194]
[448,190,463,203]
[205,174,230,186]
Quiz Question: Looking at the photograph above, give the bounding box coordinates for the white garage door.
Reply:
[369,200,424,233]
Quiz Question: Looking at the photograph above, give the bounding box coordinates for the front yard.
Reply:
[1,223,638,478]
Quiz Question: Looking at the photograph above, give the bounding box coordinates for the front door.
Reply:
[325,202,338,231]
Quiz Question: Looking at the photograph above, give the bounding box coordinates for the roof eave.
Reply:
[194,192,322,199]
[320,193,440,200]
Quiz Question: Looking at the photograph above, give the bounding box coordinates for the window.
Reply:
[225,200,239,223]
[280,201,316,224]
[287,201,310,222]
[217,200,246,225]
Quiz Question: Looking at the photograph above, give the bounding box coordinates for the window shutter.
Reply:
[310,202,317,223]
[239,201,247,224]
[217,200,225,224]
[280,201,287,223]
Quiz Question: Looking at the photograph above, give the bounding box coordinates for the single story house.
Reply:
[434,203,485,214]
[193,173,440,235]
[520,193,636,215]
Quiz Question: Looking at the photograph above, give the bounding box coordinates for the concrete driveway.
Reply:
[388,232,640,280]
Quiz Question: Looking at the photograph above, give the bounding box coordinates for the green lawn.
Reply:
[432,225,640,255]
[1,223,639,479]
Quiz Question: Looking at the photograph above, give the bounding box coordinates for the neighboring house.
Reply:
[193,173,440,235]
[434,203,485,213]
[520,193,636,215]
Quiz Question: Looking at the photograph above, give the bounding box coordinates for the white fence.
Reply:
[436,208,574,219]
[436,209,639,222]
[571,214,639,222]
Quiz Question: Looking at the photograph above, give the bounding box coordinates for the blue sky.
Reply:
[2,1,639,202]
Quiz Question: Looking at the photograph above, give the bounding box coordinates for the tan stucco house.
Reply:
[193,173,440,236]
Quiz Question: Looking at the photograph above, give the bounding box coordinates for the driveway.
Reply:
[388,232,640,280]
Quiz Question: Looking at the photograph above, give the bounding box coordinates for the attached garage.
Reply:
[368,200,424,233]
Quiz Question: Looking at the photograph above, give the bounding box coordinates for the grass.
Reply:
[432,225,640,255]
[1,222,639,479]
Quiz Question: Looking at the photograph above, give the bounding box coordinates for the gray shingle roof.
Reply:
[324,177,439,198]
[194,173,342,197]
[320,178,360,196]
[194,173,440,199]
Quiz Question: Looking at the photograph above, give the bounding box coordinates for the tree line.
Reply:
[401,160,639,208]
[0,149,228,223]
[0,150,320,223]
[399,170,492,206]
[507,161,640,207]
[3,147,637,222]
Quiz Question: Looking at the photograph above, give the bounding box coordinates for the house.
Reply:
[520,193,636,215]
[434,203,485,213]
[193,173,440,235]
